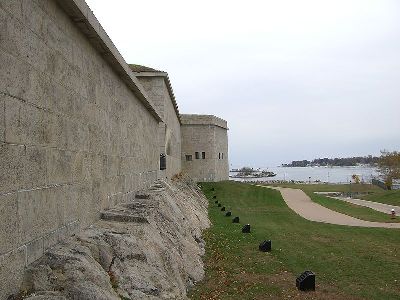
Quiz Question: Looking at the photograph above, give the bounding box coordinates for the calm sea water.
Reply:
[230,166,379,184]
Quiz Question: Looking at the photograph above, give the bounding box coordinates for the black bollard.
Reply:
[225,211,232,217]
[242,224,251,233]
[296,271,315,291]
[259,240,272,252]
[221,207,226,211]
[218,203,222,207]
[232,216,240,223]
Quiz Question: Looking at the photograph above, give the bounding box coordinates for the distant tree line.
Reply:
[282,155,380,167]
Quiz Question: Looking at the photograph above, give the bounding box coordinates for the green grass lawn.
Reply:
[359,190,400,206]
[268,183,400,222]
[272,183,400,206]
[189,181,400,300]
[308,193,400,223]
[269,183,381,194]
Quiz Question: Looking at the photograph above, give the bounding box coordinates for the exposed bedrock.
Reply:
[17,178,209,300]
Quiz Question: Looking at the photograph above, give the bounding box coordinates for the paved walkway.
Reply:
[331,196,400,215]
[259,186,400,229]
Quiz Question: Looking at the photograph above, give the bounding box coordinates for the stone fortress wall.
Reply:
[0,0,228,297]
[181,114,229,182]
[132,71,182,180]
[0,0,162,295]
[214,124,230,180]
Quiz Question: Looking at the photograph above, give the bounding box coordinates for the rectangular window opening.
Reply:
[202,152,206,159]
[218,153,221,159]
[195,152,200,159]
[186,155,192,161]
[222,153,224,159]
[160,154,166,170]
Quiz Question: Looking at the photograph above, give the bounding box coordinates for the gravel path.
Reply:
[260,186,400,229]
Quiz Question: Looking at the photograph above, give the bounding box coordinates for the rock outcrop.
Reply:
[16,177,209,300]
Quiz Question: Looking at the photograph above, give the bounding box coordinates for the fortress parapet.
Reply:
[180,114,228,129]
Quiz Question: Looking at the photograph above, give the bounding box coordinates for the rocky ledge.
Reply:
[14,177,209,300]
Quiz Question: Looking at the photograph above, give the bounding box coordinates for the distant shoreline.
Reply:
[281,156,379,168]
[278,164,376,168]
[230,165,378,184]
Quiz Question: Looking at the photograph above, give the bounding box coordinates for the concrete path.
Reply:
[331,196,400,215]
[259,186,400,229]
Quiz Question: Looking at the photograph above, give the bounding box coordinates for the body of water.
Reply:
[230,166,379,184]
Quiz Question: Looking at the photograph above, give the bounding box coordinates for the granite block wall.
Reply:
[181,115,229,182]
[214,125,229,181]
[137,76,182,179]
[0,0,159,297]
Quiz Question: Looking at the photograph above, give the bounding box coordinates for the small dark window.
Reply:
[160,154,166,170]
[195,152,200,159]
[202,152,206,159]
[186,155,192,161]
[218,153,221,159]
[222,153,224,159]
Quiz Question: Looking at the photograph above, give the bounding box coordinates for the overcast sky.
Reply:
[86,0,400,168]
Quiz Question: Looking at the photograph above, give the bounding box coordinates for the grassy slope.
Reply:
[359,190,400,206]
[189,181,400,300]
[273,183,400,206]
[270,183,381,194]
[309,193,400,223]
[270,183,399,222]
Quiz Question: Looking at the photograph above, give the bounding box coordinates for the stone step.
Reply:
[135,193,150,199]
[100,211,148,223]
[149,186,165,192]
[123,202,156,210]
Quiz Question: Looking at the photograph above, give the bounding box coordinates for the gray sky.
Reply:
[86,0,400,168]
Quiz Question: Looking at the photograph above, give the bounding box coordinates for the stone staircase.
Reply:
[100,180,165,223]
